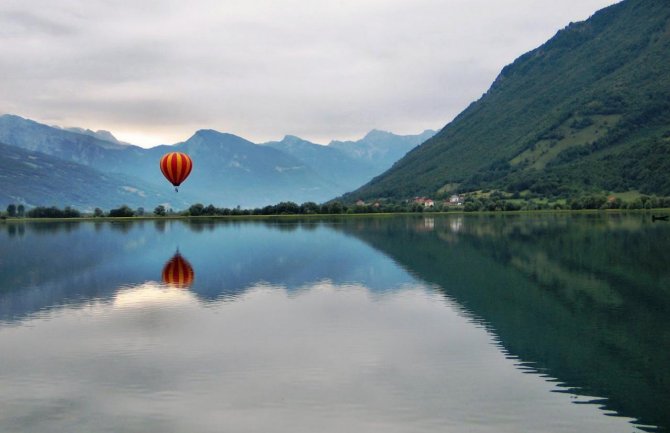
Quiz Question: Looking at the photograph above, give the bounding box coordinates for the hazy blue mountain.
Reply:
[0,114,131,154]
[0,142,190,211]
[151,130,340,207]
[263,135,374,192]
[329,129,436,172]
[0,114,435,209]
[0,115,341,208]
[62,127,130,146]
[264,130,436,193]
[0,114,148,174]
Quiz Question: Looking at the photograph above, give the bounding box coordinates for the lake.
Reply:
[1,214,669,432]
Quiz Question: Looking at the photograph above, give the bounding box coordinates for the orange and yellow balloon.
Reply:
[160,152,193,192]
[161,252,195,288]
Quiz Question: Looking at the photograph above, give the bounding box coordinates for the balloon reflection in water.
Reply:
[161,252,195,288]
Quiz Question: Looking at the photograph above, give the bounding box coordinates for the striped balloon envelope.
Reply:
[161,252,195,288]
[159,152,193,191]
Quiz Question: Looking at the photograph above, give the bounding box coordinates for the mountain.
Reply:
[263,135,376,192]
[0,116,337,207]
[62,127,130,146]
[165,130,341,207]
[264,130,436,194]
[0,114,148,174]
[0,142,189,210]
[329,129,436,173]
[345,0,670,202]
[1,114,435,209]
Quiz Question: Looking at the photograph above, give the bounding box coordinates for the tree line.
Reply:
[3,193,670,220]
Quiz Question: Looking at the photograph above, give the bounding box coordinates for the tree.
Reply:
[275,201,300,214]
[154,205,166,216]
[188,203,204,216]
[203,204,217,215]
[26,206,81,218]
[93,208,104,217]
[108,205,134,217]
[17,204,25,217]
[136,207,145,216]
[326,201,343,214]
[300,202,319,214]
[6,204,16,217]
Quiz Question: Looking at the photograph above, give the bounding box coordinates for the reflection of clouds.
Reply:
[124,236,146,251]
[0,282,641,433]
[113,282,198,309]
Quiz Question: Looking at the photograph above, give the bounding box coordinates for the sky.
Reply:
[0,0,619,148]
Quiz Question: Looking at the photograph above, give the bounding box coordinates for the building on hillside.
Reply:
[448,194,464,206]
[355,199,366,206]
[413,197,434,207]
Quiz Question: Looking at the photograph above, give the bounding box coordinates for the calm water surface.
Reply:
[1,214,669,432]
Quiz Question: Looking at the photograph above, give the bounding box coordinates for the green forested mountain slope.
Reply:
[345,0,670,201]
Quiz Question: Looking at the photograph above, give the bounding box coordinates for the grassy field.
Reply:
[510,115,621,170]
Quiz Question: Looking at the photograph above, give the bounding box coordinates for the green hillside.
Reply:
[345,0,670,202]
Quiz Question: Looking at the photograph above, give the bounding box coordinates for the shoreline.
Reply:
[1,208,669,223]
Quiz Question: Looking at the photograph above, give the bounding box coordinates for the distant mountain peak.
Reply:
[363,129,394,139]
[64,127,127,146]
[193,128,222,138]
[278,135,323,146]
[1,113,42,128]
[185,129,258,153]
[191,129,248,142]
[1,113,24,121]
[281,134,304,142]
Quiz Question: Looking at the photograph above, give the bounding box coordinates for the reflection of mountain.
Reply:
[2,216,668,431]
[0,220,416,322]
[336,214,670,432]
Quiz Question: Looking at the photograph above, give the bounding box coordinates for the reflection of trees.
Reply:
[6,223,26,238]
[26,221,82,235]
[339,214,670,432]
[109,221,134,233]
[269,221,300,232]
[154,220,167,233]
[185,220,210,233]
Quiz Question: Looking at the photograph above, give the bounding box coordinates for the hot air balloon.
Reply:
[161,252,195,288]
[160,152,193,192]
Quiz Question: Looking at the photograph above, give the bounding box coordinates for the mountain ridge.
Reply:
[0,141,190,210]
[344,0,670,201]
[0,114,435,209]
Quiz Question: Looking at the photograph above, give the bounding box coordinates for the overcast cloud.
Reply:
[0,0,619,147]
